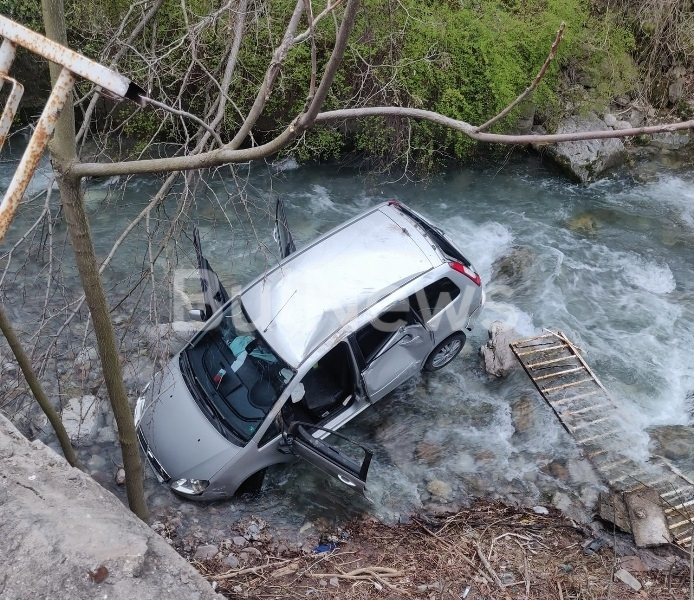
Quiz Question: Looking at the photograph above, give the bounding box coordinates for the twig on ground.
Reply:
[475,542,507,592]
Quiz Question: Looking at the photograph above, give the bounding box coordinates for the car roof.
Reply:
[241,203,444,368]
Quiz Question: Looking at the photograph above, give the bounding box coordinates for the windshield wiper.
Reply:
[180,352,235,440]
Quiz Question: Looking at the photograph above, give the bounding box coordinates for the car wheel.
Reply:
[424,332,466,372]
[236,468,267,495]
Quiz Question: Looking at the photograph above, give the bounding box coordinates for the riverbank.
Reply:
[3,407,689,600]
[181,501,690,599]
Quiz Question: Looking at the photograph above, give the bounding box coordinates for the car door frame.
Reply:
[352,302,434,403]
[279,421,372,495]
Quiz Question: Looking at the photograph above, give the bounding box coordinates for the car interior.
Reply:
[282,342,356,424]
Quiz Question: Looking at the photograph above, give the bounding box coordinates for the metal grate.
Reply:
[511,330,694,548]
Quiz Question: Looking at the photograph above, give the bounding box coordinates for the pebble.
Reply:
[532,505,549,515]
[614,568,642,591]
[193,544,219,560]
[115,468,126,486]
[223,555,240,569]
[232,536,247,546]
[426,480,452,498]
[329,577,339,588]
[246,523,261,540]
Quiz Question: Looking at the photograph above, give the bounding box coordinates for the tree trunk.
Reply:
[0,304,82,469]
[41,0,148,521]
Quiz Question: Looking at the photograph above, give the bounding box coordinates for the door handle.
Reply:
[338,474,356,486]
[400,335,420,346]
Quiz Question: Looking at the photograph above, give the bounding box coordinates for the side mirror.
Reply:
[189,308,206,322]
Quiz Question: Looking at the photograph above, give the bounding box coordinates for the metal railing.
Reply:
[0,15,145,244]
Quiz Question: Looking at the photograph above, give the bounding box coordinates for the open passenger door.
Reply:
[273,197,296,259]
[281,422,372,496]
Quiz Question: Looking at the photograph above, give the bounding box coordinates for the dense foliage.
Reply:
[4,0,681,169]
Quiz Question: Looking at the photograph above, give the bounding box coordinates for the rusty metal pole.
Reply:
[0,15,145,244]
[0,67,76,244]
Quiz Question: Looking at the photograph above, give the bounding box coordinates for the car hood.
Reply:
[137,361,239,480]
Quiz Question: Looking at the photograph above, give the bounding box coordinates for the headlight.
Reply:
[134,381,151,425]
[134,396,145,425]
[171,478,209,495]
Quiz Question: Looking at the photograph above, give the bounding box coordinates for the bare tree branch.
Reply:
[66,2,692,181]
[476,22,566,133]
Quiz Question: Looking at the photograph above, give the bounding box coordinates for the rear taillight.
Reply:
[450,261,481,286]
[387,200,401,206]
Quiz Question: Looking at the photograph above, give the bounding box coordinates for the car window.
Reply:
[355,300,414,364]
[410,278,461,321]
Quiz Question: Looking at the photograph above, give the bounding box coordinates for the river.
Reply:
[1,140,693,542]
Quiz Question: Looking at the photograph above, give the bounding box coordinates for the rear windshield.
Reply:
[180,300,292,445]
[392,203,471,266]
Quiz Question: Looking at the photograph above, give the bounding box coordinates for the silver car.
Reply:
[135,201,485,500]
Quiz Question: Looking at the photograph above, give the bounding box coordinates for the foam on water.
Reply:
[5,148,694,527]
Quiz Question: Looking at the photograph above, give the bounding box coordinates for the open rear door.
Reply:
[192,225,230,320]
[273,197,296,259]
[282,422,371,495]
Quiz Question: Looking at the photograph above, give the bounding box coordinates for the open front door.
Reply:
[281,422,371,495]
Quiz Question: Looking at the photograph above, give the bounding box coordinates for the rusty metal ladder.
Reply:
[511,330,694,547]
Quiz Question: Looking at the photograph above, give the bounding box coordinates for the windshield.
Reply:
[181,299,293,445]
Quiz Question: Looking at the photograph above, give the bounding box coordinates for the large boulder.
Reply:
[0,414,223,600]
[480,321,522,377]
[490,246,534,286]
[537,113,627,183]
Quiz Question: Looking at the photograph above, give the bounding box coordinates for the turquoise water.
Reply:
[1,143,693,531]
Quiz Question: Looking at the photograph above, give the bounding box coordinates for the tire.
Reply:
[423,332,466,372]
[236,468,267,495]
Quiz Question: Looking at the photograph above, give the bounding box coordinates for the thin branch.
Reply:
[476,21,565,133]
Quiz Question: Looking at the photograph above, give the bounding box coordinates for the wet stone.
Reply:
[427,480,452,499]
[245,523,261,540]
[223,555,240,569]
[511,395,536,435]
[193,543,220,565]
[415,441,440,464]
[544,460,570,483]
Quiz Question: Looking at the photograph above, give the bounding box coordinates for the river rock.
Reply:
[75,346,99,366]
[115,467,126,485]
[194,544,220,560]
[0,413,223,600]
[60,394,99,445]
[614,568,642,592]
[648,425,694,463]
[426,480,452,498]
[650,131,691,150]
[415,441,441,464]
[537,113,627,183]
[511,395,536,435]
[223,555,240,568]
[143,321,204,356]
[491,246,533,286]
[567,213,598,235]
[480,321,521,377]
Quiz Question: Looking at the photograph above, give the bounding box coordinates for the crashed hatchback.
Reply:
[135,201,485,500]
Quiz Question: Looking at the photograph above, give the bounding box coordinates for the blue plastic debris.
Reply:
[313,542,337,553]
